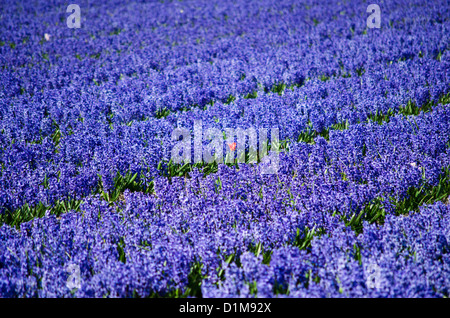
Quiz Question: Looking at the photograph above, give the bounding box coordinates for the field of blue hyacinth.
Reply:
[0,0,450,298]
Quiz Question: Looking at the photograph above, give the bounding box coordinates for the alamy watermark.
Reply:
[365,263,382,289]
[366,4,381,29]
[67,4,81,29]
[171,120,280,174]
[66,263,81,291]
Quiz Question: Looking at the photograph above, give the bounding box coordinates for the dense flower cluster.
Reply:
[0,0,449,297]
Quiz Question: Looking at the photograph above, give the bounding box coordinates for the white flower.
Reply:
[409,162,421,170]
